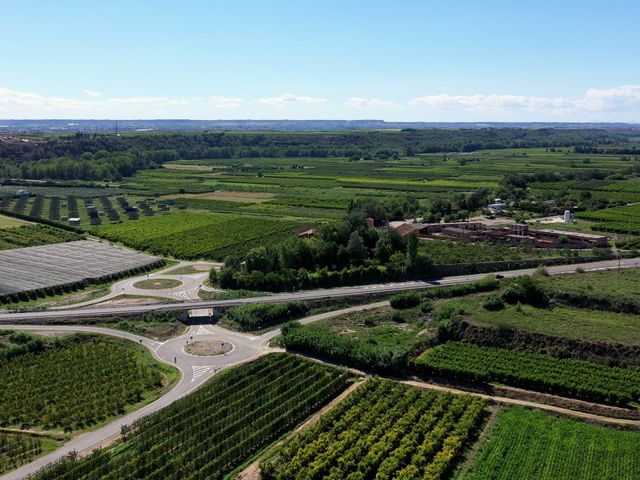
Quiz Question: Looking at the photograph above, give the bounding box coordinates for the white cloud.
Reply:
[84,89,102,97]
[257,93,327,107]
[208,96,244,108]
[406,86,640,118]
[344,97,400,109]
[0,85,639,120]
[577,85,640,112]
[106,96,178,106]
[408,93,572,112]
[0,87,94,111]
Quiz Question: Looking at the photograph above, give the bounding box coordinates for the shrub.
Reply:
[483,294,505,311]
[389,291,421,309]
[419,301,434,314]
[208,268,218,286]
[391,311,406,323]
[501,276,549,306]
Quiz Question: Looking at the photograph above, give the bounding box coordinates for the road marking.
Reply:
[191,365,218,382]
[195,325,211,336]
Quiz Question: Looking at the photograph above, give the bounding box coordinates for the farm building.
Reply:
[535,229,608,247]
[441,227,477,241]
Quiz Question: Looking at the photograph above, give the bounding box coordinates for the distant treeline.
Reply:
[0,128,632,181]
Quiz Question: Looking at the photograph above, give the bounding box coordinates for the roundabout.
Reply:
[183,339,233,356]
[132,278,183,290]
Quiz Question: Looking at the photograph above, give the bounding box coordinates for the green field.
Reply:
[420,239,589,265]
[27,353,353,480]
[468,302,640,345]
[415,341,640,405]
[95,211,297,260]
[577,204,640,235]
[262,379,486,480]
[0,332,175,431]
[461,407,640,480]
[537,267,640,304]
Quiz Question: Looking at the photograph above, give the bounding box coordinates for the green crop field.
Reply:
[95,211,297,260]
[461,407,640,480]
[415,342,640,405]
[0,432,59,476]
[0,224,83,250]
[577,204,640,235]
[27,353,353,480]
[262,379,486,480]
[0,332,173,432]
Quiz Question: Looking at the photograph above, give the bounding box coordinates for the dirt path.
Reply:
[403,380,640,426]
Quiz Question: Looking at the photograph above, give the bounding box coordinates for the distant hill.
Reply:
[0,119,638,133]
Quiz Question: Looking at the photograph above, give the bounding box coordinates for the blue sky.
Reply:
[1,0,639,121]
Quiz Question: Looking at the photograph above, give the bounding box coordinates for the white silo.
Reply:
[563,210,572,223]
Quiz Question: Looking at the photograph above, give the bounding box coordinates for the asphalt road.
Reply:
[1,256,638,323]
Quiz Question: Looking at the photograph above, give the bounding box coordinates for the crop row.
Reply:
[415,342,640,405]
[577,204,640,223]
[0,432,46,475]
[462,406,640,480]
[262,379,486,480]
[28,353,352,480]
[96,212,296,260]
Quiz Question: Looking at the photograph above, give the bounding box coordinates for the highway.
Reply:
[1,256,638,323]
